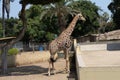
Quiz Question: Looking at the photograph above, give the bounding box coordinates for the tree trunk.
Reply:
[1,2,27,74]
[2,0,5,37]
[1,47,8,74]
[32,43,35,53]
[57,12,66,32]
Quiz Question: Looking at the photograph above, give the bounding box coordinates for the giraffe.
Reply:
[48,13,86,76]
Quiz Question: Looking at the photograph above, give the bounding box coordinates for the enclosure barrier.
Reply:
[74,40,120,80]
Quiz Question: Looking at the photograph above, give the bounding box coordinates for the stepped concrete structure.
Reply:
[74,39,120,80]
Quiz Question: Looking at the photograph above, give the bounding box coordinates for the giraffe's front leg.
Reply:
[51,61,56,75]
[48,61,56,76]
[65,49,70,73]
[66,57,70,73]
[48,56,56,76]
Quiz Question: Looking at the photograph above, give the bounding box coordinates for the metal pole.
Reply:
[2,0,5,37]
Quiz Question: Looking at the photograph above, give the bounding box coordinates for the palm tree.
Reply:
[41,0,78,32]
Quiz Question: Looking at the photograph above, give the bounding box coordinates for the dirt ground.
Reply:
[0,58,69,80]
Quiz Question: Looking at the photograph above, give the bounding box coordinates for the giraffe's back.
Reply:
[49,31,73,54]
[57,32,72,49]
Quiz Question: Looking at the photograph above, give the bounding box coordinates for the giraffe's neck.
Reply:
[64,15,79,36]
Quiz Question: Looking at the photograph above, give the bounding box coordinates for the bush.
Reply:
[8,48,19,56]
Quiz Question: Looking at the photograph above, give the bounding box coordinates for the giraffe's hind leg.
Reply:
[48,61,51,76]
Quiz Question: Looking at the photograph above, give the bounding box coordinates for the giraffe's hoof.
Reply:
[48,72,50,76]
[63,68,70,73]
[48,73,50,76]
[66,70,70,73]
[51,69,56,75]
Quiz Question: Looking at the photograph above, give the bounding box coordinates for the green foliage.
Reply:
[45,32,56,41]
[69,0,100,37]
[24,5,59,42]
[40,0,101,37]
[0,48,19,56]
[8,48,19,56]
[0,0,113,43]
[98,12,110,33]
[40,0,74,32]
[105,21,115,32]
[108,0,120,29]
[26,5,43,19]
[23,0,101,41]
[0,17,21,37]
[23,5,48,42]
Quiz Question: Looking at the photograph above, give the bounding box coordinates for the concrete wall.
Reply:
[80,67,120,80]
[79,43,107,51]
[79,42,120,51]
[74,40,120,80]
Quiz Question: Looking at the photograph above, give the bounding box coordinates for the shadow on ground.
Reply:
[68,51,77,80]
[0,65,48,76]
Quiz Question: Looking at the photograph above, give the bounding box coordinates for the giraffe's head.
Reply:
[77,13,86,21]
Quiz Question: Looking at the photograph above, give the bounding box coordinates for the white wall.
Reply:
[79,42,120,51]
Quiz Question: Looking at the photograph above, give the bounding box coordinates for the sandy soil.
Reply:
[0,58,69,80]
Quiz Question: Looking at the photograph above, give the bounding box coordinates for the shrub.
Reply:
[8,48,19,56]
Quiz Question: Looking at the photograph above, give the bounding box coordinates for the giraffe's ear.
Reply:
[70,10,79,17]
[73,14,76,17]
[70,12,76,17]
